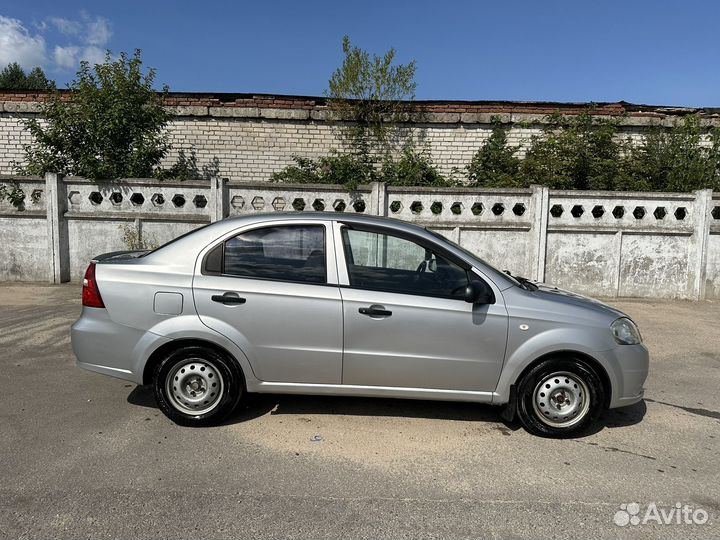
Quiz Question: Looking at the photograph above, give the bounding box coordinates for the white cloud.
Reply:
[47,16,82,36]
[53,45,80,69]
[47,12,112,47]
[54,44,106,69]
[0,12,112,73]
[85,16,112,46]
[80,46,106,65]
[0,16,48,68]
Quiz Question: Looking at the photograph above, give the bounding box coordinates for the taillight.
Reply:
[82,262,105,308]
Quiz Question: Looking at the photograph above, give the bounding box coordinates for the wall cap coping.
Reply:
[64,211,210,223]
[418,222,532,231]
[0,175,43,182]
[386,186,533,195]
[62,177,211,188]
[549,189,698,200]
[546,226,693,236]
[227,181,373,192]
[0,210,46,218]
[3,90,720,126]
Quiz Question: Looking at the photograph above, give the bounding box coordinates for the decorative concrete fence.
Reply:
[1,173,718,300]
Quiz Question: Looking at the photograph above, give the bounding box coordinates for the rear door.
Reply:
[193,221,343,384]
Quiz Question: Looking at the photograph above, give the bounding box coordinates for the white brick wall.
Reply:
[0,114,37,172]
[0,104,712,180]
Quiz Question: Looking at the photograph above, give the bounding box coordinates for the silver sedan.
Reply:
[71,213,648,437]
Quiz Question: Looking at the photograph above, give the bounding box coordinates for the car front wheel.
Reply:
[153,345,242,426]
[516,357,604,437]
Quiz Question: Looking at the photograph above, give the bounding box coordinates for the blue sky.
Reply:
[2,0,719,106]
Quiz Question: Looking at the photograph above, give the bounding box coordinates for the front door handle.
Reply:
[359,305,392,317]
[211,292,246,305]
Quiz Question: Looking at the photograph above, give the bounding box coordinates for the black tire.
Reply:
[516,357,605,438]
[153,345,243,427]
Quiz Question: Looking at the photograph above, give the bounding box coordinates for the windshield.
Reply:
[424,228,525,288]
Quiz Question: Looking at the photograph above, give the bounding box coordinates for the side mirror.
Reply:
[464,281,495,304]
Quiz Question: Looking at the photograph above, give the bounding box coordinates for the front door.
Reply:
[193,222,343,384]
[338,225,508,392]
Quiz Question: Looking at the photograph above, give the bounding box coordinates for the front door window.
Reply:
[341,228,469,298]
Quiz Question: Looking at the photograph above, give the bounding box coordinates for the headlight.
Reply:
[611,317,642,345]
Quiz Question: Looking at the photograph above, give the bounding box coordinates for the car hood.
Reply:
[531,282,627,321]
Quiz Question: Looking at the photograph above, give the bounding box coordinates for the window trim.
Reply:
[201,223,329,285]
[338,223,478,301]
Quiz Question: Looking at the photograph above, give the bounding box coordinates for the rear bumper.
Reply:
[71,307,170,384]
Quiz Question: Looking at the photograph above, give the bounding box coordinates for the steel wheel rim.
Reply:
[532,371,590,428]
[165,358,224,415]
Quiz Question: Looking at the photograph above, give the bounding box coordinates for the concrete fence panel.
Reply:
[0,175,48,281]
[1,173,718,300]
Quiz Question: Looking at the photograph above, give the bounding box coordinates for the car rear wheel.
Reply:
[153,345,242,426]
[516,357,604,438]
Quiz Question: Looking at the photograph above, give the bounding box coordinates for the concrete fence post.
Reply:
[692,189,713,300]
[529,184,550,282]
[45,172,70,283]
[210,177,228,222]
[369,182,387,216]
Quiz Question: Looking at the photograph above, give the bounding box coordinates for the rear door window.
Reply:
[224,225,326,284]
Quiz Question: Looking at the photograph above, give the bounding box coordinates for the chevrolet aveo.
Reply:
[71,213,648,437]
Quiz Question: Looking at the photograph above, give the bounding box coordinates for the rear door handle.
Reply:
[359,306,392,317]
[211,292,246,305]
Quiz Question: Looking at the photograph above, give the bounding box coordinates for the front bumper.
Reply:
[597,343,649,409]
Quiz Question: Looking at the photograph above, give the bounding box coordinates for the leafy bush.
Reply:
[271,152,377,190]
[271,146,452,190]
[119,222,158,251]
[517,112,631,191]
[19,50,171,180]
[624,115,720,192]
[156,149,220,181]
[466,118,520,188]
[0,182,26,209]
[381,146,451,187]
[466,111,720,192]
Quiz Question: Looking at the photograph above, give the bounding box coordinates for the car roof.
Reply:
[224,211,423,229]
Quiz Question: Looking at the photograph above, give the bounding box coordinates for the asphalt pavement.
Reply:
[0,283,718,539]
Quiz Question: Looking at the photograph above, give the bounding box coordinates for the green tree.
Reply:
[271,35,430,188]
[0,62,53,90]
[326,35,417,159]
[466,118,521,187]
[19,50,171,179]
